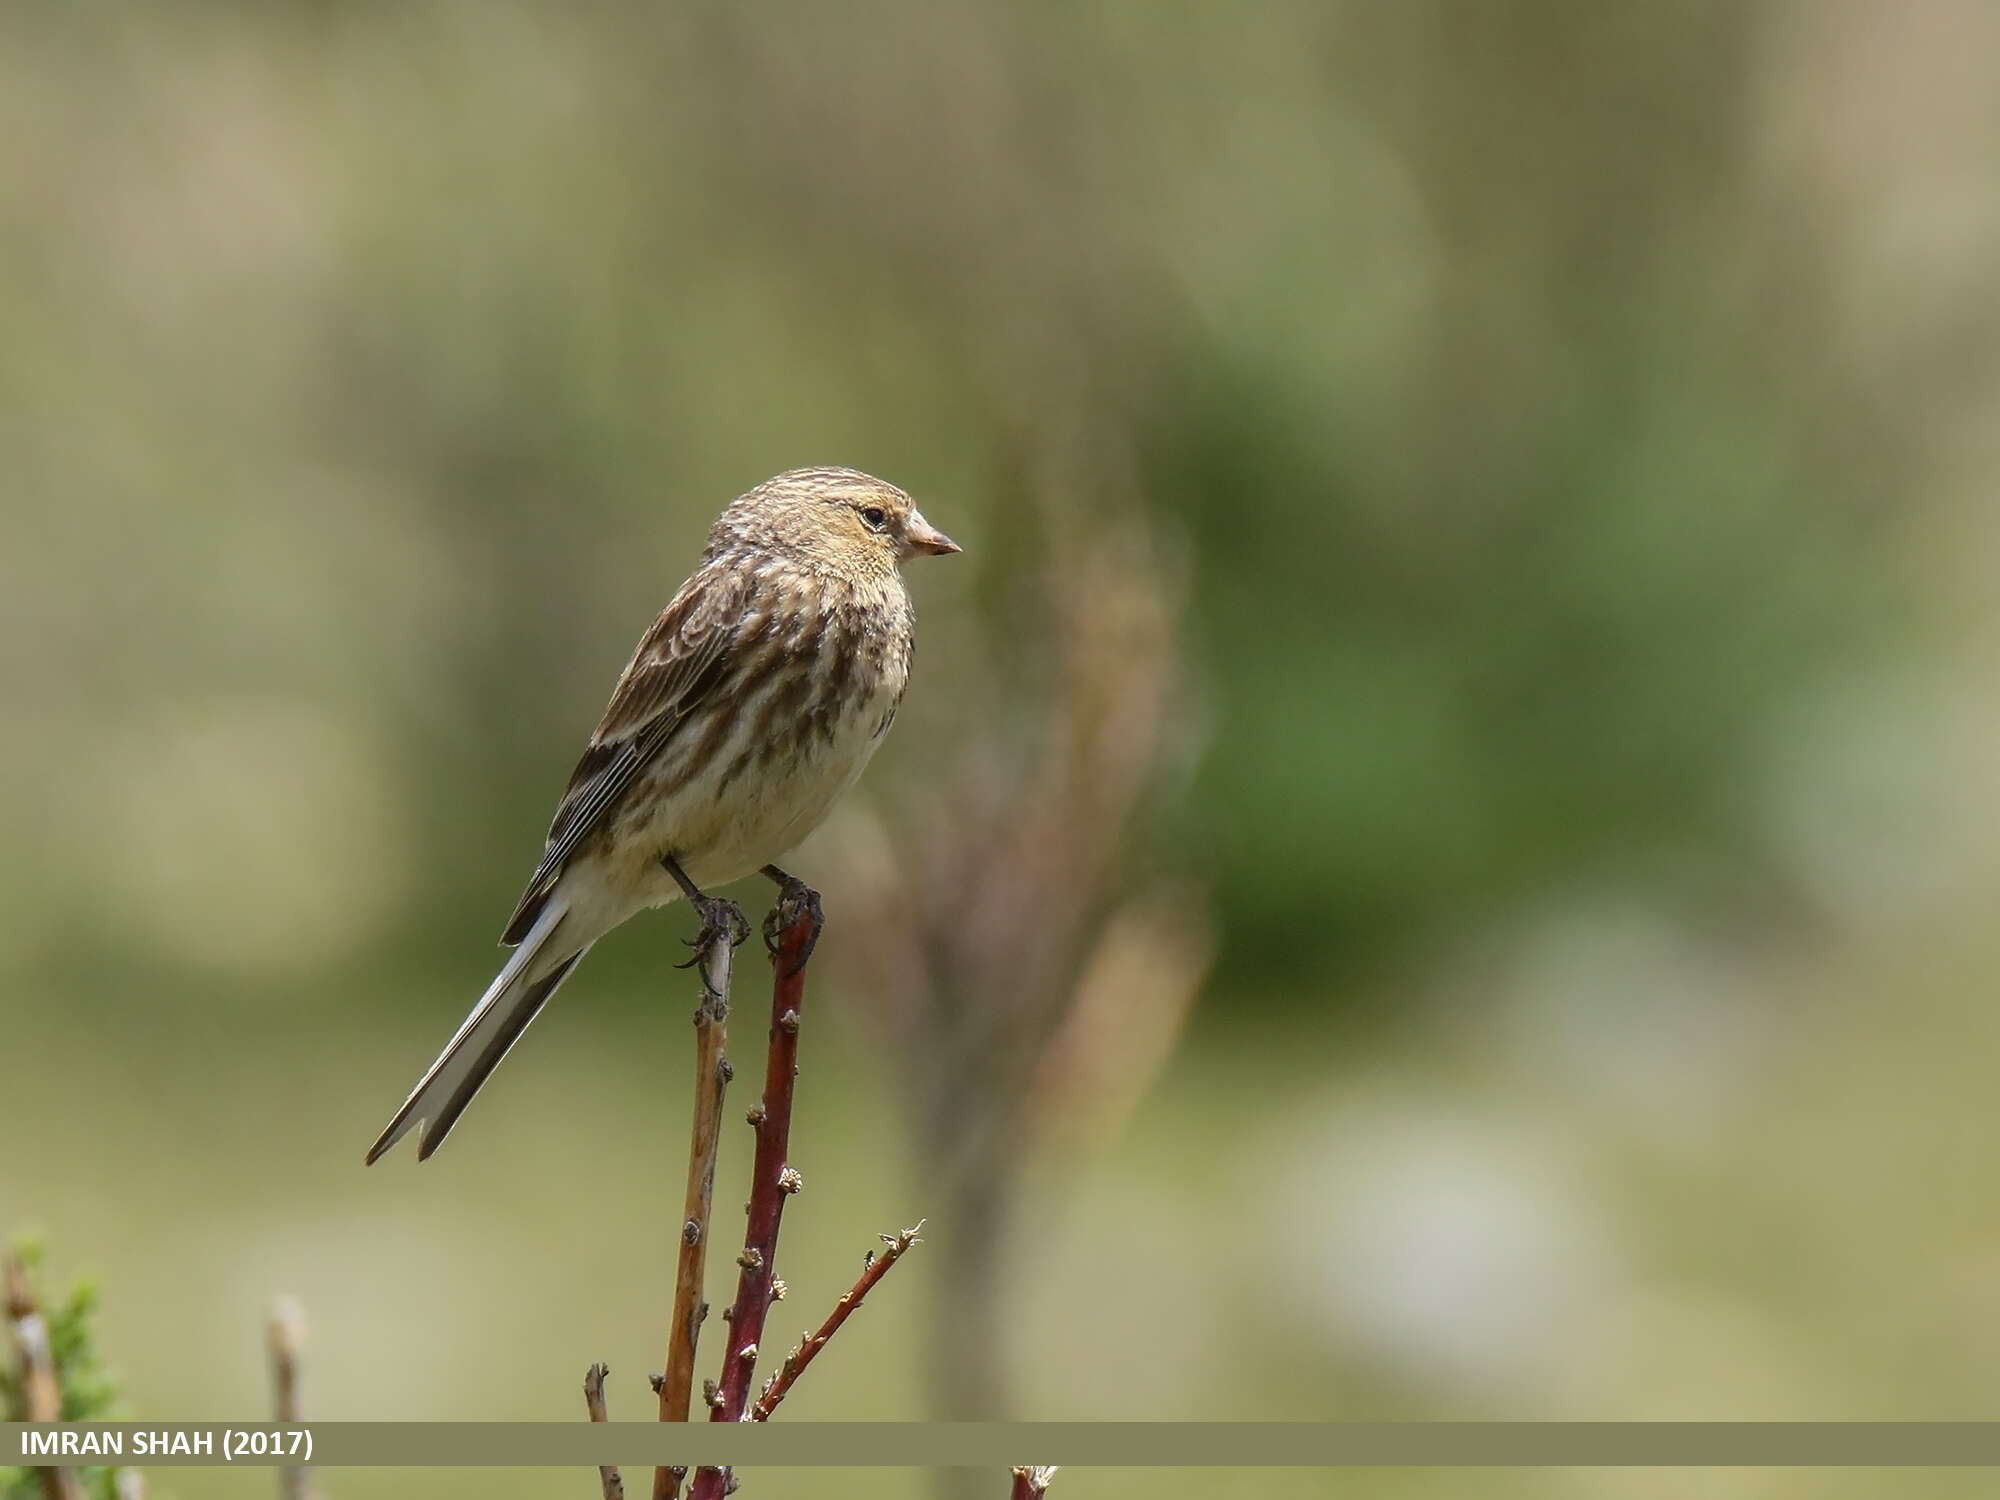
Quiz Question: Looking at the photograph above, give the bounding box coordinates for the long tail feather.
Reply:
[413,948,585,1160]
[364,898,589,1164]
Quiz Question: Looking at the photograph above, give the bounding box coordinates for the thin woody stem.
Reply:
[654,900,740,1500]
[584,1363,625,1499]
[750,1223,923,1421]
[268,1297,314,1500]
[687,882,824,1500]
[1009,1468,1058,1500]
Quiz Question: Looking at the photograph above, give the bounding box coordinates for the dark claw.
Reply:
[676,897,750,1007]
[681,897,751,953]
[762,877,824,965]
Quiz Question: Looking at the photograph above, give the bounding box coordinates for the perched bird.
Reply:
[367,467,959,1163]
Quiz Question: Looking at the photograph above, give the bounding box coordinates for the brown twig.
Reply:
[4,1252,84,1500]
[687,882,824,1500]
[583,1363,624,1499]
[648,1374,687,1500]
[653,906,740,1500]
[658,918,738,1411]
[750,1222,922,1421]
[1008,1468,1057,1500]
[268,1297,315,1500]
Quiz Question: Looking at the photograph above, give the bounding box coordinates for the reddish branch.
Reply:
[750,1222,923,1421]
[686,882,823,1500]
[583,1363,625,1499]
[1009,1468,1058,1499]
[658,915,739,1436]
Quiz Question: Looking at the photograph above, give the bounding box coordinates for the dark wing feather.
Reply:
[499,563,750,944]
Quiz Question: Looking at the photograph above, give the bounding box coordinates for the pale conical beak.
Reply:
[904,510,962,557]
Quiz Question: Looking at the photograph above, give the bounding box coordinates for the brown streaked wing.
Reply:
[498,562,754,945]
[590,561,755,745]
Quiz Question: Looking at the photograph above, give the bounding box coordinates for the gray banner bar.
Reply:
[11,1422,2000,1468]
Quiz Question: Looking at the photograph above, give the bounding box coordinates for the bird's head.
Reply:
[712,467,960,576]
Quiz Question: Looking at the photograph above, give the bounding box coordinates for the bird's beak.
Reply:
[904,510,962,557]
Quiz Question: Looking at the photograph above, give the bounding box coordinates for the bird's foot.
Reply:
[676,895,749,1005]
[762,875,824,966]
[677,896,751,968]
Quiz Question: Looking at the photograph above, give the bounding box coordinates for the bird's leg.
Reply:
[758,864,823,964]
[663,853,749,959]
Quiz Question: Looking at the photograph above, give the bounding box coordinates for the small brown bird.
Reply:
[367,467,959,1163]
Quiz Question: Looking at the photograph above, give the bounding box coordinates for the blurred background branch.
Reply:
[5,1251,82,1500]
[822,484,1210,1460]
[267,1297,315,1500]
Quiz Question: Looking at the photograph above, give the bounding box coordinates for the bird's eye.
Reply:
[859,506,888,531]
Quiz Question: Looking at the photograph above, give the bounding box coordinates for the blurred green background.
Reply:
[6,1,2000,1497]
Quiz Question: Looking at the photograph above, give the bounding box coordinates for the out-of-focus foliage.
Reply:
[3,0,1944,1001]
[5,1,2000,1496]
